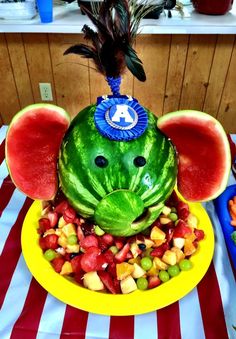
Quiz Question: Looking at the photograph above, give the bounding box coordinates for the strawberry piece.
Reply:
[107,263,117,278]
[44,234,59,250]
[47,211,59,228]
[76,225,85,241]
[151,243,169,257]
[80,235,99,250]
[54,200,69,215]
[177,201,190,221]
[173,220,192,238]
[97,238,109,251]
[126,251,133,259]
[39,237,47,250]
[51,257,65,273]
[194,229,205,241]
[74,271,84,285]
[165,227,174,243]
[101,234,114,246]
[98,271,117,294]
[114,237,125,250]
[38,218,51,234]
[71,255,83,273]
[115,243,130,263]
[148,276,161,289]
[63,206,77,223]
[103,249,114,264]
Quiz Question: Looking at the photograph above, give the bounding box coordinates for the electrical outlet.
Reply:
[39,83,53,101]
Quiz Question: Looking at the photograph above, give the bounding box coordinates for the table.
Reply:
[0,125,235,339]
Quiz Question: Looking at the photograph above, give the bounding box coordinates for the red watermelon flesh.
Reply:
[6,104,70,200]
[157,110,231,202]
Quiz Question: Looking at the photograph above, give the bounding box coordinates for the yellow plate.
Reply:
[21,200,214,316]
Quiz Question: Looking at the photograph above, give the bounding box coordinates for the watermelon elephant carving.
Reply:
[5,0,231,237]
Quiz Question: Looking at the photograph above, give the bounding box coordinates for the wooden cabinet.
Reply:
[0,32,235,132]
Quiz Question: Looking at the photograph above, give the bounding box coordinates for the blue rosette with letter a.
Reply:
[94,96,148,141]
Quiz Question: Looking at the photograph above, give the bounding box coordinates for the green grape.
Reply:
[140,257,153,271]
[136,277,148,290]
[169,212,178,222]
[159,270,170,283]
[67,234,78,245]
[179,259,192,271]
[168,264,180,277]
[44,249,56,261]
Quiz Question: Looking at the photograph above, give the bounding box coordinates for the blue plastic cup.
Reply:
[37,0,53,23]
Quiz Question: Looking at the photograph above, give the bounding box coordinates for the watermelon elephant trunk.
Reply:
[94,190,164,236]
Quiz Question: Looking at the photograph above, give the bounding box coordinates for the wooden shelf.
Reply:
[0,2,236,34]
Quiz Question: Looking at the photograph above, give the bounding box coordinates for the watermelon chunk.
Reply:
[157,110,231,202]
[5,104,70,200]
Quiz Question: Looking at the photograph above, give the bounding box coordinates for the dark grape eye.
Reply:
[134,156,146,167]
[95,156,108,168]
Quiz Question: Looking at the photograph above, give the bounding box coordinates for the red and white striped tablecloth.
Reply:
[0,125,235,339]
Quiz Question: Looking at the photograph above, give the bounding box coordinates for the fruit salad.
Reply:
[38,191,205,294]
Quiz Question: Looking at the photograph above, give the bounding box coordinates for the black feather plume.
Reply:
[64,0,163,82]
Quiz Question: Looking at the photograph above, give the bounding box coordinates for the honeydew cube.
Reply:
[173,237,185,249]
[120,275,137,294]
[161,206,172,216]
[62,223,76,237]
[150,226,166,241]
[66,244,80,253]
[162,250,177,266]
[83,271,104,291]
[60,261,73,275]
[153,257,168,270]
[170,247,185,263]
[131,263,146,279]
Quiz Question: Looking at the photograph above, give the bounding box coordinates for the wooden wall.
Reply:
[0,33,236,132]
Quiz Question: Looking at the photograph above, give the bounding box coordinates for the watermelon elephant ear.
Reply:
[5,104,70,200]
[157,110,231,202]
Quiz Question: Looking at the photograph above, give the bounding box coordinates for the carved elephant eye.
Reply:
[134,156,146,167]
[95,156,108,168]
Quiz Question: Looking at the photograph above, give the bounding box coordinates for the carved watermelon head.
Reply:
[58,105,177,236]
[5,104,231,237]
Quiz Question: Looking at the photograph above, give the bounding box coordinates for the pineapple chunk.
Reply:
[187,213,198,229]
[120,275,137,294]
[173,237,185,249]
[58,234,68,248]
[43,229,56,237]
[153,257,168,270]
[161,206,172,216]
[144,238,155,249]
[130,243,141,258]
[170,246,185,263]
[55,229,62,236]
[131,263,146,279]
[147,265,159,277]
[150,226,166,241]
[184,239,197,256]
[162,250,177,266]
[83,271,104,291]
[58,216,67,228]
[62,223,76,237]
[60,261,73,275]
[128,257,141,265]
[116,262,134,280]
[159,217,171,225]
[66,244,80,253]
[153,239,166,247]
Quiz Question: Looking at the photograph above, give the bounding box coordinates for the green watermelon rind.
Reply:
[157,110,231,202]
[5,103,70,200]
